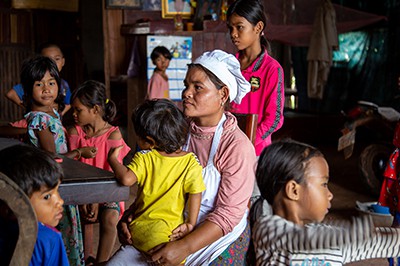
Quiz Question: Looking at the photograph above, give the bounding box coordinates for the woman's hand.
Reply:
[80,146,97,159]
[149,240,190,266]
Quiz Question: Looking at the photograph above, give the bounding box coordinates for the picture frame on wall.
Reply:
[162,0,192,19]
[105,0,142,9]
[193,0,222,29]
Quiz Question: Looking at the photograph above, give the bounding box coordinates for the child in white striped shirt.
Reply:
[250,139,400,266]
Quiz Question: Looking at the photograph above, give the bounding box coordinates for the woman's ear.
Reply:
[285,180,301,201]
[219,86,230,105]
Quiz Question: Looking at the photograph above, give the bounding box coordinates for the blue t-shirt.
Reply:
[13,79,71,105]
[29,222,69,266]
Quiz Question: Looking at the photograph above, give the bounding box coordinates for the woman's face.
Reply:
[182,67,225,126]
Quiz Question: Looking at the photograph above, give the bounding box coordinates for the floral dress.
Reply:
[25,110,85,266]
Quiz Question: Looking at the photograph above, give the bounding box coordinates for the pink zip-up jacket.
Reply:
[232,50,285,155]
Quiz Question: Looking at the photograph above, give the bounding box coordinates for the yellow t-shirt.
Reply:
[127,149,205,252]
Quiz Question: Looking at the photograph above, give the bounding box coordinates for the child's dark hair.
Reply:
[0,145,63,197]
[227,0,271,52]
[21,55,64,113]
[256,139,324,204]
[132,99,188,154]
[151,46,173,63]
[71,80,117,123]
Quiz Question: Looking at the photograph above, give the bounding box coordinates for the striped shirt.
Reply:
[251,199,400,265]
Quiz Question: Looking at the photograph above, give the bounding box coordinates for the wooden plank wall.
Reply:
[0,8,32,123]
[0,46,32,123]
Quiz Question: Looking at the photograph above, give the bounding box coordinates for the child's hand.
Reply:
[169,223,194,241]
[79,203,98,223]
[108,145,124,160]
[117,206,135,245]
[80,146,97,159]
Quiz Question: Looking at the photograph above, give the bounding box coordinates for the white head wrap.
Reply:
[193,50,250,104]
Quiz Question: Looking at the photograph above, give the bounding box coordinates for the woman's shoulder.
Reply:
[218,112,256,160]
[222,112,254,145]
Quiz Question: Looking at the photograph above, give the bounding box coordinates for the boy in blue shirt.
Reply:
[0,145,69,266]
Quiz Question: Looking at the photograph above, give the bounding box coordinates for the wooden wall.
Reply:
[0,6,82,124]
[0,8,32,123]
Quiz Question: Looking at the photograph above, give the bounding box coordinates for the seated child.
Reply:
[147,46,172,99]
[0,144,69,266]
[251,139,400,265]
[107,98,205,265]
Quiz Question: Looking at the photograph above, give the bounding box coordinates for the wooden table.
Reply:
[0,137,130,205]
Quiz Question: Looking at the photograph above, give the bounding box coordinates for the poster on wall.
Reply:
[147,35,192,101]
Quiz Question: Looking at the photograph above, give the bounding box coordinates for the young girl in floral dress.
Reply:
[22,55,96,265]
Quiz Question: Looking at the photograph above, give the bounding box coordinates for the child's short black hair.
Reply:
[151,46,173,63]
[20,55,63,113]
[0,145,63,197]
[256,139,324,204]
[37,42,64,56]
[71,80,117,123]
[132,99,188,154]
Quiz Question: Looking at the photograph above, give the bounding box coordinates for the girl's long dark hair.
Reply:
[256,139,324,204]
[227,0,271,53]
[21,56,63,114]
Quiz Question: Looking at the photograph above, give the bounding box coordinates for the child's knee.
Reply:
[101,209,119,229]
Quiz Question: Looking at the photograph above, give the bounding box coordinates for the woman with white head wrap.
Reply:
[114,50,257,266]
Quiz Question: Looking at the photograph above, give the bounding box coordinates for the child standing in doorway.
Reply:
[68,80,131,264]
[107,98,205,265]
[6,42,72,116]
[227,0,285,156]
[147,46,172,99]
[0,145,69,266]
[22,55,96,266]
[251,139,400,265]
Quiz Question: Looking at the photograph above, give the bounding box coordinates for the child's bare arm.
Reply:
[108,145,137,186]
[5,88,24,107]
[169,192,202,241]
[0,125,26,137]
[36,128,57,153]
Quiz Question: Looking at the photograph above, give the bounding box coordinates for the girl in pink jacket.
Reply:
[227,0,285,155]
